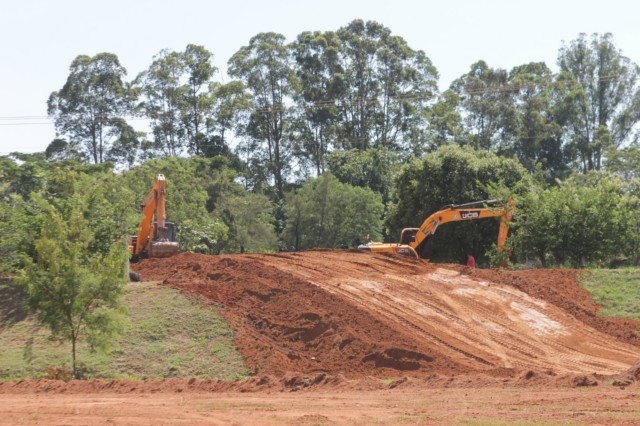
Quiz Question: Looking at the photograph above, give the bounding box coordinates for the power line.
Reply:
[0,74,630,126]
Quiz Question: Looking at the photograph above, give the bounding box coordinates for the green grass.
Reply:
[0,281,250,381]
[579,268,640,320]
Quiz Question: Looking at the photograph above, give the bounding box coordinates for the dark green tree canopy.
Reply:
[228,32,295,199]
[557,33,640,171]
[48,53,134,165]
[386,144,531,263]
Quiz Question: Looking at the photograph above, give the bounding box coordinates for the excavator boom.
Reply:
[129,174,179,260]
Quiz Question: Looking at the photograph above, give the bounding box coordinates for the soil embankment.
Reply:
[133,250,640,378]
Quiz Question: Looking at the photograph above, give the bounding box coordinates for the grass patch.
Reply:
[0,281,250,381]
[579,268,640,320]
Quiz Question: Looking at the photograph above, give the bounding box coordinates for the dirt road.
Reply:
[2,384,640,425]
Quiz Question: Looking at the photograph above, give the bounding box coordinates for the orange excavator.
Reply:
[358,199,514,260]
[128,174,179,261]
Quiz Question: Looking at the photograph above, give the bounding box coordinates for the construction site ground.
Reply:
[2,250,640,425]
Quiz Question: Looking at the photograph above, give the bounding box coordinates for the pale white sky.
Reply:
[1,0,639,155]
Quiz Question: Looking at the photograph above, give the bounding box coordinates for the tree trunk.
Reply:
[72,335,77,379]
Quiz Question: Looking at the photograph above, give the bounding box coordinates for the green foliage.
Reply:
[47,53,134,165]
[282,173,383,250]
[606,144,640,180]
[386,144,531,263]
[289,30,343,175]
[557,33,640,172]
[0,158,136,274]
[326,147,399,203]
[18,184,129,378]
[216,192,277,253]
[451,60,518,152]
[515,173,626,267]
[618,186,640,264]
[178,219,228,254]
[335,20,438,152]
[228,32,295,198]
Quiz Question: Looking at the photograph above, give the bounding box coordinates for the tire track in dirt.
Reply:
[134,250,640,377]
[273,255,637,374]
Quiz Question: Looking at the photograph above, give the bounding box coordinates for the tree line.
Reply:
[46,22,640,181]
[4,21,640,271]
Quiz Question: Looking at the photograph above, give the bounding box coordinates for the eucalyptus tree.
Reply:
[423,89,464,149]
[290,30,344,176]
[228,32,296,199]
[450,60,518,153]
[335,20,439,153]
[557,33,640,172]
[508,62,566,178]
[47,53,133,164]
[181,44,218,155]
[203,81,252,158]
[135,49,187,157]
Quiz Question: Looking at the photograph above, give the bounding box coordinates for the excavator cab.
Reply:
[399,228,419,245]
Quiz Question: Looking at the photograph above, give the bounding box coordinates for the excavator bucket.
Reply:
[150,241,179,258]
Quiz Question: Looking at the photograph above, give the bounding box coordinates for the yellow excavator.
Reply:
[358,199,514,260]
[128,174,179,261]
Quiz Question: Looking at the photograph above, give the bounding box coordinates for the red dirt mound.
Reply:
[457,267,640,347]
[133,251,640,378]
[136,252,468,377]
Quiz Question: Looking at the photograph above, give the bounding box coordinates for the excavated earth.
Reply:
[4,250,640,425]
[123,250,640,380]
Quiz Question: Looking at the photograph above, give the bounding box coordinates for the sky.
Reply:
[2,0,640,155]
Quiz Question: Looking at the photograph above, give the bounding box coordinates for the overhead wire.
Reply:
[0,74,629,126]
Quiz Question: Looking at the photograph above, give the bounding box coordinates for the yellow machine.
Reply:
[129,174,179,261]
[358,200,514,260]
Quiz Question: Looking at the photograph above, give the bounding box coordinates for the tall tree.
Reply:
[135,49,187,157]
[203,81,251,158]
[424,90,464,149]
[336,20,438,152]
[228,32,295,199]
[282,173,383,250]
[557,33,640,171]
[180,44,218,155]
[290,30,344,176]
[48,53,132,164]
[508,62,567,178]
[450,61,518,153]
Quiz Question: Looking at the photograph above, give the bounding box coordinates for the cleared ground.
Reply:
[2,385,640,425]
[2,250,640,425]
[133,250,640,377]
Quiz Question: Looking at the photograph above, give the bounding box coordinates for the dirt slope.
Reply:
[133,250,640,377]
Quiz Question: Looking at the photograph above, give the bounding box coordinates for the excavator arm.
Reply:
[410,200,513,257]
[129,174,179,260]
[359,199,514,261]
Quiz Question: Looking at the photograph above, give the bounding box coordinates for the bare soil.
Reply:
[3,250,640,424]
[132,250,640,378]
[2,381,640,425]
